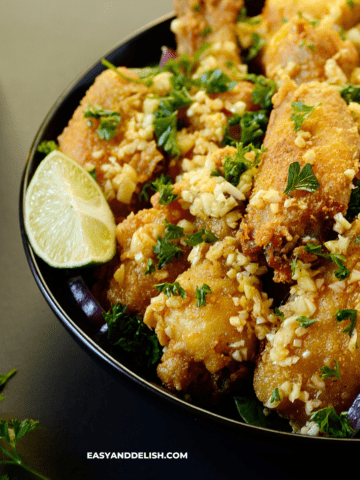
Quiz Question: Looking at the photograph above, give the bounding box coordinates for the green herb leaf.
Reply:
[346,178,360,221]
[304,243,350,280]
[244,74,277,111]
[237,7,262,25]
[103,304,162,368]
[291,253,299,276]
[283,162,320,196]
[271,307,285,320]
[320,360,341,380]
[141,174,178,205]
[223,142,265,186]
[153,236,183,269]
[310,406,355,437]
[37,140,58,155]
[145,258,156,275]
[240,110,269,147]
[290,101,320,132]
[185,229,218,246]
[155,281,186,298]
[0,369,16,403]
[195,283,212,307]
[334,309,358,337]
[83,103,121,140]
[163,219,185,240]
[296,316,317,328]
[243,33,265,62]
[340,83,360,104]
[193,68,237,93]
[270,387,281,404]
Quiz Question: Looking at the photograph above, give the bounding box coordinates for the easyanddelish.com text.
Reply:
[87,452,188,460]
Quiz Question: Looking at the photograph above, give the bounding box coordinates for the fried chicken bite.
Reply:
[254,217,360,433]
[263,15,359,86]
[171,0,244,73]
[144,236,274,403]
[238,78,360,282]
[58,67,165,219]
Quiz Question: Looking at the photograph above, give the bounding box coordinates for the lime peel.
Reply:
[25,150,116,268]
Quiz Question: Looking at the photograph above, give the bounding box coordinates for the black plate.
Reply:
[19,11,359,445]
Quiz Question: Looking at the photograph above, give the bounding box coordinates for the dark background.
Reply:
[0,1,356,478]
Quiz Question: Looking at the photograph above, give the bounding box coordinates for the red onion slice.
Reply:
[159,46,177,68]
[347,393,360,436]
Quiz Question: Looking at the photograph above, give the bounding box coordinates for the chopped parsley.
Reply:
[222,142,265,186]
[237,7,262,25]
[83,103,121,140]
[283,162,320,196]
[347,0,359,9]
[155,281,186,298]
[103,304,162,368]
[334,309,358,337]
[271,307,285,321]
[140,174,178,205]
[290,101,320,132]
[310,406,355,437]
[195,283,212,307]
[145,258,156,275]
[200,26,213,36]
[270,387,281,404]
[244,74,277,111]
[163,219,184,240]
[193,68,237,93]
[304,243,350,280]
[299,39,316,51]
[227,110,269,148]
[346,178,360,221]
[184,229,218,246]
[291,253,299,276]
[296,316,317,328]
[153,236,183,269]
[37,140,58,155]
[243,33,265,63]
[320,360,340,380]
[340,83,360,104]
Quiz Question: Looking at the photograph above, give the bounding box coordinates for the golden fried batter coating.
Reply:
[58,68,164,218]
[262,0,360,36]
[239,79,360,282]
[172,0,244,72]
[263,16,359,85]
[144,237,267,402]
[254,218,360,431]
[100,199,193,316]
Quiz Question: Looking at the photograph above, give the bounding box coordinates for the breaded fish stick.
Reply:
[239,79,360,282]
[253,218,360,432]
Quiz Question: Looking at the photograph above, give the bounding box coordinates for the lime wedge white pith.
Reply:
[25,150,116,268]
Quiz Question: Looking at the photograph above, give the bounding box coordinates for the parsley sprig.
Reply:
[340,83,360,104]
[83,103,121,140]
[244,74,277,111]
[195,284,212,307]
[310,406,355,437]
[0,419,49,479]
[140,174,178,205]
[290,101,320,132]
[155,282,186,298]
[0,369,16,403]
[283,162,320,196]
[221,142,265,186]
[334,309,358,337]
[304,243,350,280]
[320,360,341,380]
[103,304,162,368]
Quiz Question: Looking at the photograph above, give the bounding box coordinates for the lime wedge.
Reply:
[24,150,116,268]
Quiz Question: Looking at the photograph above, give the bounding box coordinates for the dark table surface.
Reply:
[1,1,357,478]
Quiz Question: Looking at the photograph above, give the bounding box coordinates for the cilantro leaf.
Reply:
[283,162,320,196]
[195,283,212,307]
[340,83,360,104]
[103,304,161,368]
[155,281,186,298]
[290,101,320,132]
[310,406,355,437]
[83,103,121,140]
[334,309,358,337]
[193,68,237,94]
[320,360,341,380]
[37,140,58,155]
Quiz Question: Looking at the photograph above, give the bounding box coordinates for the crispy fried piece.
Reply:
[263,16,359,85]
[254,218,360,431]
[58,67,164,218]
[99,199,193,316]
[171,0,244,71]
[238,79,360,282]
[262,0,360,36]
[144,237,265,402]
